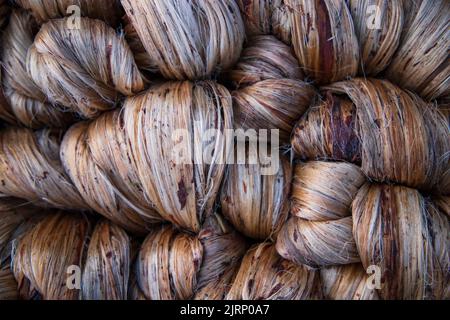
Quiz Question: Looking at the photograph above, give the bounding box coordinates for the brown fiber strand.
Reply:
[28,17,146,119]
[1,10,72,128]
[286,0,360,85]
[136,214,246,300]
[292,78,450,192]
[233,78,317,143]
[352,183,448,299]
[0,128,88,210]
[121,0,245,80]
[13,213,90,300]
[226,243,322,300]
[61,81,233,233]
[14,0,123,26]
[320,264,378,300]
[0,266,18,300]
[236,0,292,44]
[227,35,303,88]
[348,0,404,76]
[386,0,449,100]
[221,151,292,240]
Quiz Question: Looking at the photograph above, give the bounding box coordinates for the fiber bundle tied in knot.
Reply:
[121,0,245,80]
[0,128,88,210]
[1,10,71,128]
[28,17,146,119]
[276,161,365,267]
[61,81,233,233]
[11,212,136,300]
[229,35,317,143]
[15,0,123,26]
[292,78,450,193]
[135,215,246,300]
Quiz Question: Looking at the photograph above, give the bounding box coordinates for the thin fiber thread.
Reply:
[0,0,448,300]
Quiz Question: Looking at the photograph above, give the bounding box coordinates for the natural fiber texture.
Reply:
[227,35,303,88]
[292,78,450,192]
[61,81,233,233]
[289,161,366,221]
[13,213,90,300]
[12,212,136,300]
[226,243,322,300]
[277,216,359,268]
[221,152,292,240]
[233,79,317,143]
[121,0,245,80]
[348,0,404,76]
[0,198,36,263]
[1,10,71,128]
[136,215,246,300]
[386,0,449,100]
[15,0,123,26]
[352,183,448,300]
[0,266,18,300]
[320,264,378,300]
[236,0,292,44]
[81,219,131,300]
[276,162,365,267]
[28,17,146,119]
[286,0,359,84]
[0,128,88,210]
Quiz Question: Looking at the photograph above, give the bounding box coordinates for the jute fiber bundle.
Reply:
[320,264,378,300]
[14,0,124,26]
[0,128,88,210]
[227,35,303,88]
[276,161,365,267]
[136,214,247,300]
[228,35,317,143]
[348,0,404,76]
[28,17,146,119]
[0,0,448,301]
[121,0,245,80]
[221,151,292,240]
[236,0,292,44]
[386,0,449,100]
[1,10,71,128]
[226,243,322,300]
[11,212,135,300]
[352,184,449,300]
[292,78,450,193]
[61,81,233,233]
[10,211,247,300]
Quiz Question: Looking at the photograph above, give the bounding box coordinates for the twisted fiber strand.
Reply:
[14,0,123,26]
[61,81,233,233]
[0,128,88,210]
[28,17,146,118]
[386,0,450,100]
[121,0,245,80]
[1,10,71,128]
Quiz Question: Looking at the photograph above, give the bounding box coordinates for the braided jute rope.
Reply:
[0,0,448,301]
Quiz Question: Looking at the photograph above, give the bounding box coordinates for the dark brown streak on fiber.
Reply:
[316,0,334,81]
[379,185,398,297]
[329,93,361,164]
[177,179,188,210]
